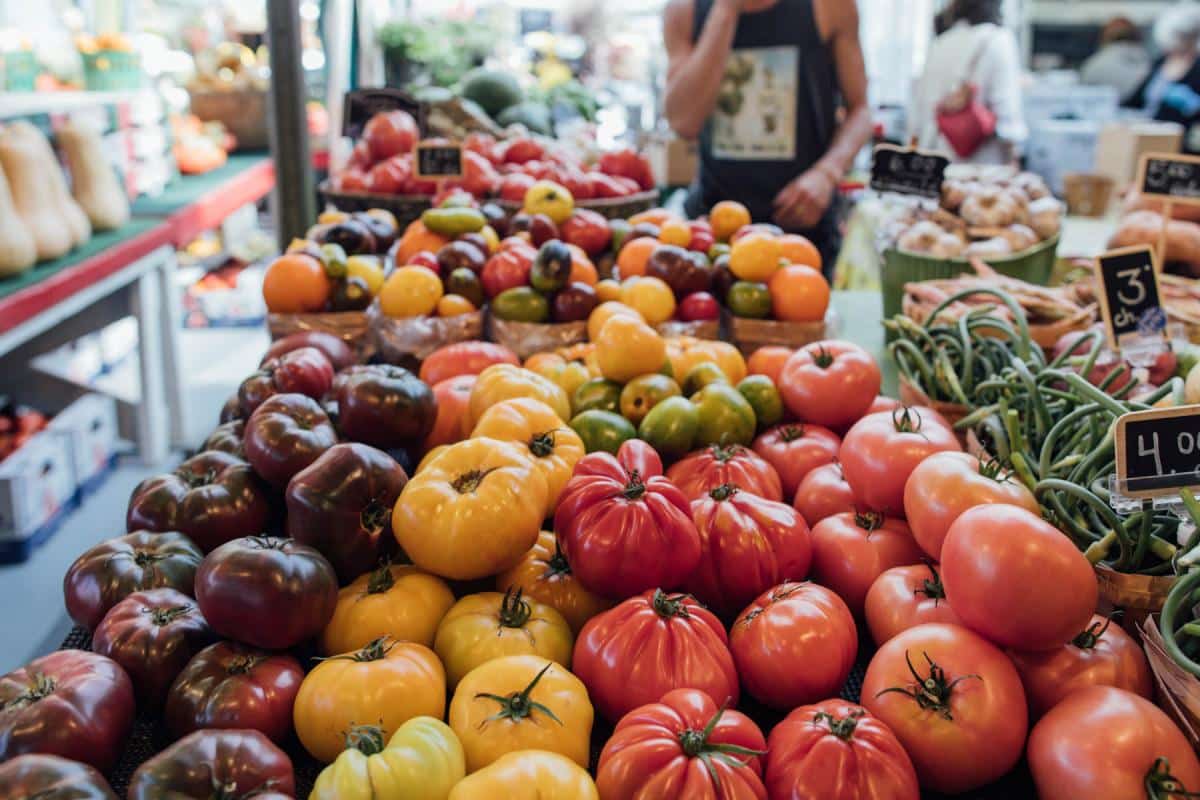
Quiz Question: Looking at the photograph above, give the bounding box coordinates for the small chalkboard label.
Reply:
[413,142,464,179]
[1115,405,1200,500]
[870,144,950,200]
[1138,152,1200,206]
[1094,245,1167,349]
[342,88,422,141]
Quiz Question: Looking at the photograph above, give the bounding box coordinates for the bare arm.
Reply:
[663,0,741,140]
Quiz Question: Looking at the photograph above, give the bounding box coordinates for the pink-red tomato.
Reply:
[840,407,961,516]
[792,462,856,527]
[861,623,1028,794]
[778,341,881,429]
[751,423,840,501]
[667,445,783,503]
[481,248,534,299]
[903,451,1039,560]
[941,504,1098,651]
[865,395,901,415]
[362,110,418,160]
[419,341,519,386]
[809,512,924,617]
[729,582,856,710]
[864,563,961,646]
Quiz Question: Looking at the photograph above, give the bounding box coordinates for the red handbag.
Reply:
[936,37,997,158]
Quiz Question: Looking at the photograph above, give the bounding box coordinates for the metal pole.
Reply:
[266,0,316,250]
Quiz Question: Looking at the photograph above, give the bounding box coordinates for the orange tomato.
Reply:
[729,232,783,282]
[779,234,822,269]
[769,264,830,322]
[425,374,477,450]
[262,253,331,313]
[665,337,748,385]
[567,246,599,286]
[438,294,477,317]
[710,200,751,242]
[628,209,677,228]
[620,276,676,325]
[395,220,450,266]
[595,279,622,303]
[615,237,659,280]
[587,301,644,341]
[746,345,794,385]
[658,220,692,248]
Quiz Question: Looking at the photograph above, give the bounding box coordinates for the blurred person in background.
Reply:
[1127,2,1200,153]
[1080,17,1152,102]
[909,0,1026,165]
[662,0,873,271]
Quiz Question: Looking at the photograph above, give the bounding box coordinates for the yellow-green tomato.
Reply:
[310,716,465,800]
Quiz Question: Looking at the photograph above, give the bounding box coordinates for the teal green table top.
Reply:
[131,153,270,217]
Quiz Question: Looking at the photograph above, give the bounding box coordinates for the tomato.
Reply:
[778,341,881,429]
[573,377,622,414]
[363,109,417,160]
[727,281,772,318]
[243,393,337,488]
[810,512,924,616]
[752,423,840,500]
[941,504,1097,651]
[294,637,445,764]
[496,530,612,635]
[695,383,760,446]
[311,718,463,800]
[621,275,677,324]
[745,346,792,385]
[335,364,436,450]
[678,291,720,322]
[482,247,534,299]
[599,149,655,190]
[469,364,571,427]
[0,754,118,800]
[420,341,519,385]
[769,264,829,322]
[562,209,612,256]
[246,346,334,410]
[862,623,1027,794]
[619,374,681,426]
[729,234,782,283]
[667,444,782,503]
[129,729,293,800]
[460,150,499,197]
[840,408,961,516]
[471,397,584,510]
[449,655,593,773]
[711,201,752,242]
[729,582,857,709]
[524,180,575,225]
[366,155,411,194]
[683,361,730,395]
[736,375,783,429]
[864,564,961,646]
[594,314,667,383]
[504,137,545,165]
[792,461,856,526]
[1029,686,1200,800]
[638,396,700,460]
[321,564,454,655]
[903,451,1039,560]
[569,409,636,454]
[765,700,919,800]
[262,253,330,313]
[555,442,700,597]
[263,330,355,371]
[449,751,598,800]
[574,589,738,722]
[425,374,477,450]
[597,688,767,800]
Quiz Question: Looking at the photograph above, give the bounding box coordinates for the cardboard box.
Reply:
[1095,121,1184,190]
[1026,120,1101,195]
[0,432,75,543]
[48,393,119,491]
[646,134,698,188]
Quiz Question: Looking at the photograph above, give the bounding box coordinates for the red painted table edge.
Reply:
[164,158,277,247]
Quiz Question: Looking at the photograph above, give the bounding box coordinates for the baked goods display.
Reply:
[1108,210,1200,278]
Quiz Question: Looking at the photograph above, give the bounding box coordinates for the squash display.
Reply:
[59,121,130,232]
[0,162,36,277]
[7,121,91,249]
[0,122,75,261]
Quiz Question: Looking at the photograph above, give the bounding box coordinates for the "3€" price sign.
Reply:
[1094,245,1167,351]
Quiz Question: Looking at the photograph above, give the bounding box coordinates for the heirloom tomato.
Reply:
[596,688,767,800]
[336,364,436,450]
[239,346,334,416]
[243,393,337,488]
[691,383,758,446]
[321,563,454,655]
[736,375,784,429]
[864,564,961,646]
[778,341,880,429]
[128,729,294,800]
[574,589,738,722]
[752,423,840,500]
[419,340,519,386]
[730,582,856,709]
[449,655,592,773]
[201,419,244,459]
[665,337,746,386]
[639,396,700,460]
[425,374,477,449]
[310,718,465,800]
[792,461,856,526]
[471,397,584,510]
[263,330,355,371]
[667,444,783,503]
[468,364,570,427]
[840,407,961,516]
[861,623,1027,794]
[570,409,636,454]
[393,438,548,580]
[449,751,598,800]
[295,636,445,764]
[809,512,924,616]
[495,530,612,635]
[0,754,117,800]
[765,700,919,800]
[619,374,681,426]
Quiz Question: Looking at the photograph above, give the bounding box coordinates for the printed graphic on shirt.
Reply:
[712,46,797,161]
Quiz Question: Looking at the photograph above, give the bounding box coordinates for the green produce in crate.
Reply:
[683,361,728,396]
[737,375,783,430]
[492,287,550,323]
[727,281,772,319]
[619,375,682,426]
[638,396,699,460]
[422,207,487,236]
[573,378,622,415]
[692,383,756,447]
[497,102,553,135]
[460,68,523,117]
[570,410,636,454]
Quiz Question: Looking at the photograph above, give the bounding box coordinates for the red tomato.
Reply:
[424,375,477,450]
[765,700,919,800]
[1008,614,1154,719]
[866,395,901,415]
[348,139,373,169]
[336,168,368,192]
[460,150,499,197]
[596,688,766,800]
[481,248,534,299]
[406,250,440,272]
[463,132,500,165]
[560,166,595,200]
[752,423,840,501]
[574,589,738,722]
[561,209,612,256]
[667,445,783,503]
[729,582,856,709]
[810,512,924,616]
[419,341,519,386]
[678,292,720,322]
[362,110,417,161]
[498,172,535,202]
[588,172,633,198]
[862,623,1027,794]
[1029,686,1200,800]
[365,155,411,195]
[688,223,716,254]
[903,451,1039,560]
[503,137,545,165]
[792,461,856,527]
[864,563,961,646]
[778,341,881,429]
[941,504,1097,651]
[686,484,812,618]
[598,149,656,191]
[840,408,961,516]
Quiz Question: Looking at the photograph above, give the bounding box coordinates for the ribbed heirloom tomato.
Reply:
[667,444,783,502]
[468,364,570,427]
[840,407,961,516]
[310,717,464,800]
[778,340,880,429]
[419,340,518,385]
[792,461,856,527]
[864,564,962,646]
[471,397,584,510]
[495,530,612,635]
[752,423,840,500]
[320,564,455,655]
[449,751,598,800]
[425,374,476,449]
[809,512,925,617]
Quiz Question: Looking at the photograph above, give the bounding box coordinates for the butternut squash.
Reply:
[0,122,90,256]
[59,121,129,232]
[0,161,36,276]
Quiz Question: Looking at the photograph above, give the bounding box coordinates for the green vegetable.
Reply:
[460,68,523,117]
[492,287,549,323]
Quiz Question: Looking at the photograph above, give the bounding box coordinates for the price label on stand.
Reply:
[414,141,464,180]
[1094,245,1167,350]
[1115,405,1200,501]
[342,88,422,141]
[1138,153,1200,204]
[869,144,950,200]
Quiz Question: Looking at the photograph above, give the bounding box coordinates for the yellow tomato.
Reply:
[417,444,447,473]
[666,336,748,385]
[620,276,676,325]
[586,301,643,341]
[658,219,692,248]
[309,717,465,800]
[318,210,351,225]
[480,224,500,253]
[523,180,575,225]
[729,232,783,282]
[595,279,622,303]
[380,266,443,318]
[437,294,477,317]
[449,655,593,773]
[710,200,751,242]
[393,438,549,580]
[448,751,598,800]
[345,255,385,296]
[495,531,612,635]
[521,356,590,406]
[471,397,583,509]
[468,364,571,428]
[294,637,446,764]
[594,315,666,384]
[321,564,455,656]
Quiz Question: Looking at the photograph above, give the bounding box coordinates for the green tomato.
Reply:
[421,207,487,236]
[683,361,729,396]
[573,378,623,415]
[692,383,756,447]
[737,374,784,430]
[609,219,633,254]
[619,374,682,426]
[638,396,698,461]
[570,410,637,454]
[1177,345,1200,379]
[708,242,731,261]
[319,243,348,279]
[493,287,550,323]
[727,280,772,319]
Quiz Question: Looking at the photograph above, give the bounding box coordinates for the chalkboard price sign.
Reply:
[1094,245,1167,349]
[342,88,421,141]
[1115,405,1200,500]
[1138,152,1200,205]
[414,142,464,179]
[870,144,950,200]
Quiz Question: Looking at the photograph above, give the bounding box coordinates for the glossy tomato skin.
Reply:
[1008,614,1154,718]
[195,536,338,650]
[792,461,856,527]
[336,364,436,449]
[285,443,407,584]
[730,582,856,709]
[766,700,919,800]
[262,331,355,372]
[903,451,1039,560]
[418,341,519,386]
[0,754,117,799]
[667,444,783,503]
[126,451,273,553]
[809,512,924,616]
[778,341,880,429]
[243,393,338,488]
[1029,686,1200,800]
[201,419,245,459]
[496,530,613,635]
[864,564,961,646]
[941,504,1097,651]
[0,651,134,772]
[240,347,334,417]
[597,688,767,800]
[574,590,738,722]
[840,408,961,516]
[686,485,812,618]
[861,623,1027,794]
[165,641,303,743]
[128,729,295,800]
[64,531,204,630]
[91,588,215,710]
[752,423,840,501]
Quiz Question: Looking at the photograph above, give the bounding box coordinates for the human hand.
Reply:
[772,166,837,230]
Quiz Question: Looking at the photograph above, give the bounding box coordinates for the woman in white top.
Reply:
[910,0,1027,165]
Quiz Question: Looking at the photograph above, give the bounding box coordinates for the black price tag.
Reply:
[1137,152,1200,205]
[1115,405,1200,500]
[414,141,463,179]
[1094,245,1167,349]
[342,88,422,141]
[869,144,950,200]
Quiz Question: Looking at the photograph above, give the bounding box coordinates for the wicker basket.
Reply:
[726,307,840,356]
[1063,173,1114,218]
[656,320,720,340]
[1095,564,1175,620]
[488,317,588,360]
[369,304,485,366]
[190,88,269,151]
[318,181,431,231]
[1140,617,1200,752]
[267,312,370,348]
[495,190,658,220]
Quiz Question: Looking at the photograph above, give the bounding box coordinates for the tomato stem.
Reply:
[677,702,766,791]
[345,724,387,756]
[710,445,742,463]
[1146,758,1200,798]
[319,636,396,663]
[145,604,193,626]
[854,512,884,532]
[915,564,947,604]
[179,466,219,489]
[651,589,693,619]
[475,662,564,727]
[360,497,390,535]
[497,587,533,628]
[810,345,835,369]
[544,542,573,579]
[451,467,499,494]
[709,483,739,502]
[622,471,647,501]
[1071,614,1115,650]
[891,406,923,434]
[528,431,557,459]
[813,709,863,741]
[3,673,56,709]
[875,650,981,721]
[226,653,265,675]
[366,563,395,594]
[132,549,168,568]
[778,424,806,443]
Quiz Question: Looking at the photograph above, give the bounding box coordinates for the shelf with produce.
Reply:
[0,89,160,119]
